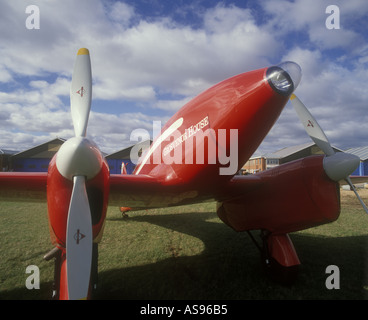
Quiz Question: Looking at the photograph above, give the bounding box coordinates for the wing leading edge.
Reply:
[108,172,263,209]
[1,169,366,210]
[0,170,262,209]
[0,172,47,202]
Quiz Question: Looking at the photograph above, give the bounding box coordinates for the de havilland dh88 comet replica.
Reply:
[0,48,367,300]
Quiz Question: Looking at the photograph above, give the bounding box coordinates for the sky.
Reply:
[0,0,367,156]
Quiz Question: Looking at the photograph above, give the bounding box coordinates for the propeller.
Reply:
[290,94,368,214]
[70,47,92,138]
[65,175,92,300]
[55,48,103,299]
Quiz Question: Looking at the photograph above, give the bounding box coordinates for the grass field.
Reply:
[1,189,368,300]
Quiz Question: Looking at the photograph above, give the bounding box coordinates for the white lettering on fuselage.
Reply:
[163,116,209,157]
[131,116,238,176]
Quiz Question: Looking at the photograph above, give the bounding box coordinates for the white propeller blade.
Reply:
[64,48,94,300]
[290,93,368,214]
[66,176,93,300]
[70,48,92,137]
[290,94,335,156]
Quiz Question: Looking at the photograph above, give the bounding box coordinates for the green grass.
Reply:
[1,190,368,300]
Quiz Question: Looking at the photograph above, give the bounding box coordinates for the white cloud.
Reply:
[0,65,12,83]
[1,1,281,98]
[262,0,368,53]
[0,1,282,151]
[106,1,136,26]
[0,0,367,157]
[203,4,254,33]
[153,97,192,112]
[256,43,368,155]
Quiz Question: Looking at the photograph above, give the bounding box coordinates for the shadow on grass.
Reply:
[2,210,367,300]
[0,282,54,300]
[94,211,368,300]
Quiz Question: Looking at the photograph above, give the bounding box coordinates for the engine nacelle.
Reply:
[217,155,340,234]
[47,155,110,248]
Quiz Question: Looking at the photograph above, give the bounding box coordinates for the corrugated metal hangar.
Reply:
[105,140,151,174]
[11,138,65,172]
[262,142,342,170]
[3,138,368,179]
[242,142,341,174]
[345,146,368,176]
[3,138,151,174]
[0,148,18,171]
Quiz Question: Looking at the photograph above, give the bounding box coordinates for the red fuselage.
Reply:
[134,67,289,189]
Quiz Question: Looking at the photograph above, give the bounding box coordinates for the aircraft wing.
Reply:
[0,172,47,202]
[1,169,365,208]
[0,172,172,207]
[0,170,263,209]
[108,173,263,208]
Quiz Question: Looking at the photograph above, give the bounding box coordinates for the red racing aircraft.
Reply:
[0,48,367,299]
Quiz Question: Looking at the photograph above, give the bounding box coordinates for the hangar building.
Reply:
[106,140,151,174]
[345,146,368,177]
[242,142,342,174]
[10,138,65,172]
[0,149,18,171]
[7,138,151,174]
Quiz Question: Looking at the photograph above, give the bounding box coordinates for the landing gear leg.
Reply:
[247,231,300,285]
[43,247,62,300]
[44,243,99,300]
[91,243,99,295]
[262,231,300,285]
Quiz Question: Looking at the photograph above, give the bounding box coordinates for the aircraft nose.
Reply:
[266,61,302,96]
[278,61,302,90]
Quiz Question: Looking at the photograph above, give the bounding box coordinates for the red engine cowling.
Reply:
[46,155,110,248]
[217,155,340,235]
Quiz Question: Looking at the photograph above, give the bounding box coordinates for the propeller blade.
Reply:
[70,48,92,137]
[290,94,335,156]
[66,175,93,300]
[290,93,368,214]
[345,177,368,214]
